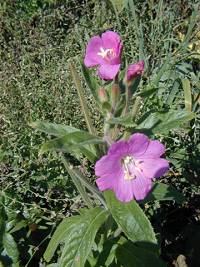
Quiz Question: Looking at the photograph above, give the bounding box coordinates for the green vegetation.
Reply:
[0,0,200,266]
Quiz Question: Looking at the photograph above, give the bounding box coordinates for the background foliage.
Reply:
[0,0,200,266]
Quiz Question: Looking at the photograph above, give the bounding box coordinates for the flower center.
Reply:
[122,156,143,180]
[97,47,116,61]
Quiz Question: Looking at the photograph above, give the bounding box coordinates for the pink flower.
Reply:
[84,31,123,80]
[126,60,144,81]
[95,133,169,202]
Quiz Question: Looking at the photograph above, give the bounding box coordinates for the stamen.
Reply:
[122,156,135,180]
[97,47,116,60]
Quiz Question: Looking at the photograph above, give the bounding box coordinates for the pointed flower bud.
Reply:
[126,60,145,82]
[98,88,108,103]
[111,83,120,108]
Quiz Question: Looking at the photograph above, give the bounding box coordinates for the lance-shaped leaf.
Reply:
[40,131,104,163]
[44,207,109,267]
[61,156,93,208]
[3,233,19,265]
[136,109,195,134]
[30,121,79,137]
[116,240,166,267]
[142,182,185,204]
[182,79,192,112]
[80,62,100,104]
[69,61,96,136]
[104,191,157,245]
[107,116,137,128]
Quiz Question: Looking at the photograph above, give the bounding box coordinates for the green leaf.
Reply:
[0,196,6,253]
[137,87,157,98]
[137,109,195,134]
[40,131,104,163]
[44,207,108,267]
[3,233,19,264]
[61,157,93,208]
[80,62,99,104]
[107,116,136,127]
[166,80,180,105]
[142,183,185,204]
[109,0,125,13]
[69,61,96,136]
[116,240,166,267]
[104,191,157,245]
[30,121,80,137]
[182,79,192,112]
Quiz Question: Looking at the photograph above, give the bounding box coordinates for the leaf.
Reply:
[104,191,157,245]
[44,207,108,267]
[0,196,6,253]
[137,87,157,98]
[116,240,166,267]
[166,80,180,105]
[137,109,195,134]
[107,116,136,127]
[109,0,125,13]
[182,79,192,112]
[80,62,99,104]
[142,183,185,204]
[69,61,96,135]
[61,157,93,208]
[30,121,80,137]
[40,131,104,163]
[3,233,19,264]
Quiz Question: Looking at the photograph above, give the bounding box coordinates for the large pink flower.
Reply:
[95,133,169,202]
[84,31,122,80]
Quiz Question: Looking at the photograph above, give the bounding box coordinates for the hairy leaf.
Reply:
[104,191,157,245]
[137,109,195,134]
[142,183,185,204]
[44,207,108,267]
[30,121,80,137]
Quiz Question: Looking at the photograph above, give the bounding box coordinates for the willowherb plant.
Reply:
[31,30,194,267]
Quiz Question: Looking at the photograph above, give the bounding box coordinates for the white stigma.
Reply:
[122,156,143,180]
[97,47,115,59]
[122,156,135,180]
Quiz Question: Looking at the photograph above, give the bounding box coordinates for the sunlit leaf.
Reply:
[104,191,157,245]
[142,183,185,204]
[44,207,108,267]
[137,109,195,134]
[30,121,80,137]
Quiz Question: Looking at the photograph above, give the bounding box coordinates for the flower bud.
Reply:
[125,60,145,85]
[111,83,120,107]
[98,88,108,103]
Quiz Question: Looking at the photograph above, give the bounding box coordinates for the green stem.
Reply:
[123,85,131,116]
[103,112,113,146]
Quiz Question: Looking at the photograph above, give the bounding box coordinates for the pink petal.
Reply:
[142,140,165,158]
[96,177,113,191]
[95,154,121,177]
[96,166,122,192]
[98,63,120,80]
[114,172,134,202]
[131,177,152,201]
[128,133,149,157]
[140,158,169,179]
[108,140,128,156]
[126,60,144,81]
[84,36,103,67]
[102,31,122,55]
